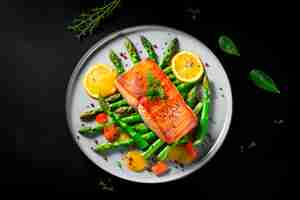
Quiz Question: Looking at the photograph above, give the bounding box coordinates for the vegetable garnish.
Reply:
[96,113,108,123]
[146,70,165,100]
[151,161,169,176]
[249,69,280,94]
[103,124,119,142]
[218,35,240,56]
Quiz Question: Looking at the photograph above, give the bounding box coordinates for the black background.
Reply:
[2,0,289,197]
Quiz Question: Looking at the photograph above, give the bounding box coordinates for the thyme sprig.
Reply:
[67,0,122,39]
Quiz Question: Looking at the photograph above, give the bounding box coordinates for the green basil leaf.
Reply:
[249,69,280,94]
[218,35,240,56]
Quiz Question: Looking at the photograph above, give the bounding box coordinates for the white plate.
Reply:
[65,25,233,183]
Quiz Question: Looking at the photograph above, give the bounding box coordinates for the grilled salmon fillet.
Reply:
[115,59,197,144]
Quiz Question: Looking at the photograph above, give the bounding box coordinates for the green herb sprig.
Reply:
[67,0,122,39]
[146,70,165,100]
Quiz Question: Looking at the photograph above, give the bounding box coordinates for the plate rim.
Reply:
[65,24,233,184]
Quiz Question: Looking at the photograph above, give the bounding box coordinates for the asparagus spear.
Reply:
[80,113,142,137]
[114,106,135,116]
[156,145,170,161]
[79,122,146,137]
[168,74,176,81]
[104,93,122,103]
[124,37,140,64]
[142,139,165,160]
[163,66,172,74]
[80,99,128,121]
[121,113,142,124]
[173,79,182,86]
[95,131,157,153]
[98,95,149,150]
[140,36,158,63]
[80,105,133,121]
[78,124,104,137]
[159,38,179,69]
[177,81,197,94]
[193,101,203,115]
[109,50,125,74]
[80,107,103,121]
[194,75,210,146]
[133,123,149,134]
[110,99,128,110]
[187,86,198,108]
[80,94,123,120]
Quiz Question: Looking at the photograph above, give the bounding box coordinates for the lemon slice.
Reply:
[171,51,204,82]
[83,64,117,98]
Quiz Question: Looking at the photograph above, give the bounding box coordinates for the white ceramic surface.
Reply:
[66,25,233,183]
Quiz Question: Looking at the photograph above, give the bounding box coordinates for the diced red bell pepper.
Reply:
[151,161,169,176]
[103,124,119,142]
[96,113,108,123]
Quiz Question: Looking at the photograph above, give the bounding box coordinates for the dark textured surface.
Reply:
[2,0,288,197]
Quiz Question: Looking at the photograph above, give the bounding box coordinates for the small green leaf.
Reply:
[218,35,240,56]
[249,69,280,94]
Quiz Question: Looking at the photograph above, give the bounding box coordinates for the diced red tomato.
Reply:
[95,113,108,123]
[103,124,119,142]
[151,161,169,176]
[185,141,199,160]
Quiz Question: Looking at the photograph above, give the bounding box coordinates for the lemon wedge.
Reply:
[83,64,117,98]
[171,51,204,82]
